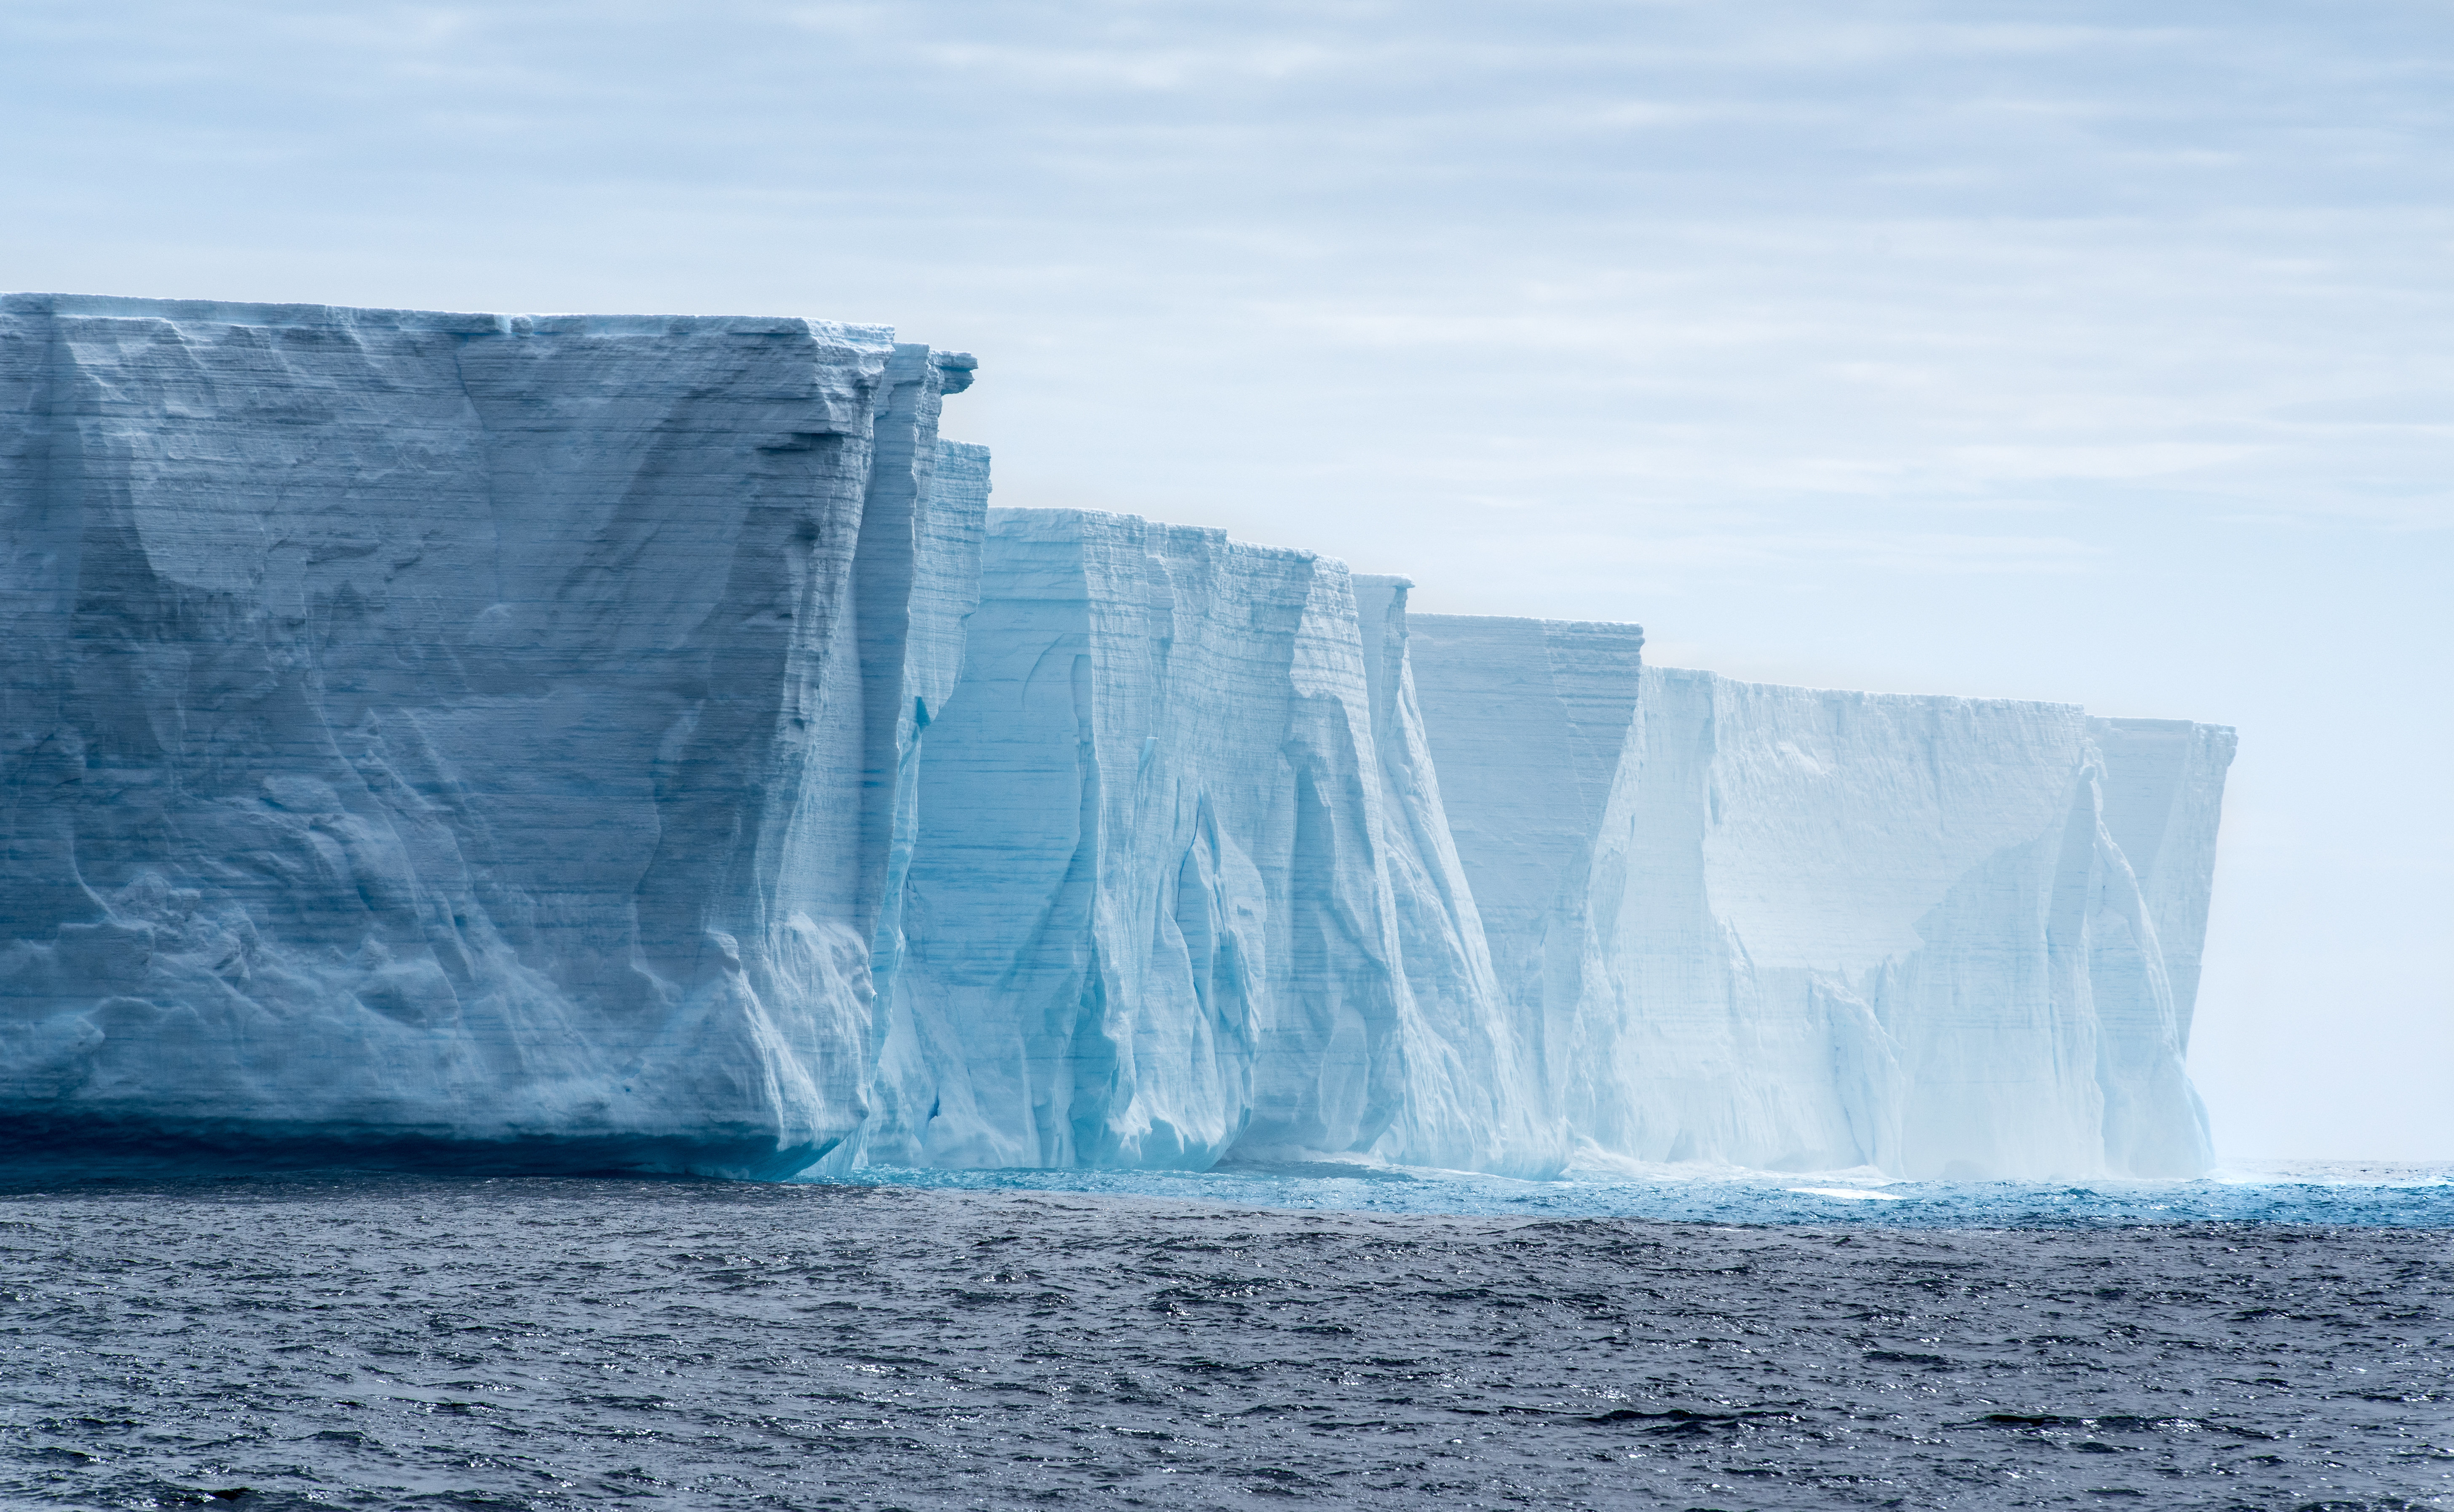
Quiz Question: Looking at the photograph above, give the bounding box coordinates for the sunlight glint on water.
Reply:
[809,1157,2454,1226]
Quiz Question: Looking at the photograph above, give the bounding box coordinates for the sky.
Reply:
[3,0,2446,1160]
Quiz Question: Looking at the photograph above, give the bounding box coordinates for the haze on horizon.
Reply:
[2,0,2443,1162]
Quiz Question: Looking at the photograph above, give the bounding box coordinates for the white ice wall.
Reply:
[1402,614,1646,1137]
[863,508,1423,1168]
[2085,716,2236,1174]
[0,294,981,1176]
[1407,634,2230,1180]
[2090,717,2237,1050]
[1600,672,2091,1177]
[1352,581,1561,1176]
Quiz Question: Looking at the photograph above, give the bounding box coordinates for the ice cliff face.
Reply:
[0,294,981,1175]
[1406,652,2231,1179]
[1351,580,1563,1177]
[854,534,1562,1176]
[1394,611,1647,1171]
[861,510,1418,1169]
[2086,716,2235,1175]
[0,294,2234,1179]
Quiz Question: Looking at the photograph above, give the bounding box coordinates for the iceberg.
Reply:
[0,294,981,1175]
[0,294,2235,1180]
[1350,578,1566,1176]
[1405,652,2232,1179]
[1392,609,1647,1173]
[860,510,1417,1169]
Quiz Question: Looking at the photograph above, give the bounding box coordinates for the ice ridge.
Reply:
[0,295,2234,1179]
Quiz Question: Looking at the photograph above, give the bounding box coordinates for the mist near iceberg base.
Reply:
[810,1158,2454,1229]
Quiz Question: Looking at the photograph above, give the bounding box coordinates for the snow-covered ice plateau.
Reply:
[0,295,2233,1180]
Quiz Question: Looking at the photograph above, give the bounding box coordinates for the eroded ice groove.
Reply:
[0,294,982,1176]
[1407,640,2232,1180]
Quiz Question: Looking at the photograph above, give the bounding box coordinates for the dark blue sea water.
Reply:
[3,1164,2447,1510]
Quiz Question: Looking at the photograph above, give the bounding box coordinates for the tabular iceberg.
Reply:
[0,294,2235,1180]
[1390,608,1646,1174]
[861,510,1417,1169]
[1405,654,2231,1179]
[1352,579,1564,1177]
[0,294,979,1175]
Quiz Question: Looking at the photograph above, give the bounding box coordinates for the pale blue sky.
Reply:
[5,1,2446,1158]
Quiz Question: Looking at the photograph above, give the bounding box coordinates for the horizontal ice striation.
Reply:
[0,293,983,1176]
[1408,639,2233,1180]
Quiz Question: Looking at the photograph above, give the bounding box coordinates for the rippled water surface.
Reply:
[2,1173,2448,1509]
[824,1157,2454,1228]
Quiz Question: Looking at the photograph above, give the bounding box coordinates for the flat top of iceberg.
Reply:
[3,291,902,351]
[1635,662,2234,732]
[987,504,1338,566]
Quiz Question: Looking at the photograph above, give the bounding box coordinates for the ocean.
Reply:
[2,1163,2446,1510]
